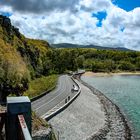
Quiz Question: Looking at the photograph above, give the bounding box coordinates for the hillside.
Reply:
[52,43,131,51]
[0,15,50,101]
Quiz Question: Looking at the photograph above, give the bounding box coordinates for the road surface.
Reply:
[32,75,76,117]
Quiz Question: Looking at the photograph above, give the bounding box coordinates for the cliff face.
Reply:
[0,15,50,100]
[0,15,21,38]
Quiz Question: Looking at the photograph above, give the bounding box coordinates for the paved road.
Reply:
[32,75,76,117]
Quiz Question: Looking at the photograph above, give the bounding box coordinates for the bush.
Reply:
[0,38,30,101]
[24,75,58,98]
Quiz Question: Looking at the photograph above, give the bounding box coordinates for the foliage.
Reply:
[0,15,50,101]
[32,111,48,131]
[24,75,58,98]
[0,38,30,101]
[45,48,140,73]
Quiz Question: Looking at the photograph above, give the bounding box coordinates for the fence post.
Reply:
[6,96,31,140]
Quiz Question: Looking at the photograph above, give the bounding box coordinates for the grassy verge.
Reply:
[24,75,58,98]
[32,111,48,131]
[32,112,56,139]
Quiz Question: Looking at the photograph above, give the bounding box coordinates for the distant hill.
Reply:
[52,43,131,51]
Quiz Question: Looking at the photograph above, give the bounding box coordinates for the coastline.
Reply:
[76,73,133,140]
[83,71,140,77]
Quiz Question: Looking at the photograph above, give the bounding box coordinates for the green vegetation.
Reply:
[52,43,130,51]
[24,75,58,98]
[0,38,30,101]
[44,48,140,73]
[32,111,56,140]
[32,111,48,130]
[0,15,50,101]
[32,112,56,140]
[0,15,140,102]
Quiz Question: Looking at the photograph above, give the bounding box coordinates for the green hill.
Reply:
[0,15,50,101]
[52,43,131,51]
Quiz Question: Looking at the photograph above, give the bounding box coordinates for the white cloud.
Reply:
[80,0,113,13]
[1,0,140,50]
[0,5,13,14]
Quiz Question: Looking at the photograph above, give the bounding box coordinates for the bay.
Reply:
[81,74,140,139]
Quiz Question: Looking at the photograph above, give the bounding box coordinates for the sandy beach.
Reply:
[83,71,140,77]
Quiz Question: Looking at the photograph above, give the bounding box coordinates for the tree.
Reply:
[119,61,136,71]
[135,56,140,70]
[76,55,85,68]
[83,59,93,70]
[0,39,30,102]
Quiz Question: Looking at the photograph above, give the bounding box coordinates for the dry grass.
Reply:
[32,112,48,131]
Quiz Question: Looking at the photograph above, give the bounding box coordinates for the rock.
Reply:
[13,27,21,38]
[32,127,55,140]
[3,17,11,28]
[0,17,3,25]
[0,15,20,38]
[0,15,11,28]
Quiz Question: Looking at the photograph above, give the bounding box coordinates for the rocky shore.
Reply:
[77,75,133,140]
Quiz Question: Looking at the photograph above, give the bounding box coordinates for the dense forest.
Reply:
[0,15,140,101]
[44,48,140,73]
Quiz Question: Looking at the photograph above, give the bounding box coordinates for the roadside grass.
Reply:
[32,111,48,130]
[32,112,56,140]
[24,75,58,98]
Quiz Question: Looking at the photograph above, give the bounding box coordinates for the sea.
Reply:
[81,74,140,139]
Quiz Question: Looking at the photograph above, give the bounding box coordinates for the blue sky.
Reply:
[113,0,140,11]
[92,11,107,27]
[0,0,140,50]
[1,12,12,17]
[92,0,140,27]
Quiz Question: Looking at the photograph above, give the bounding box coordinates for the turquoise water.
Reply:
[81,75,140,139]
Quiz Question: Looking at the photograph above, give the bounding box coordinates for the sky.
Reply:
[0,0,140,50]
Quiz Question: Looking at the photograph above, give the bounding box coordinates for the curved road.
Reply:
[32,75,76,117]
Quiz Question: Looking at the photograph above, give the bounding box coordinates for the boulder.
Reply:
[32,127,55,140]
